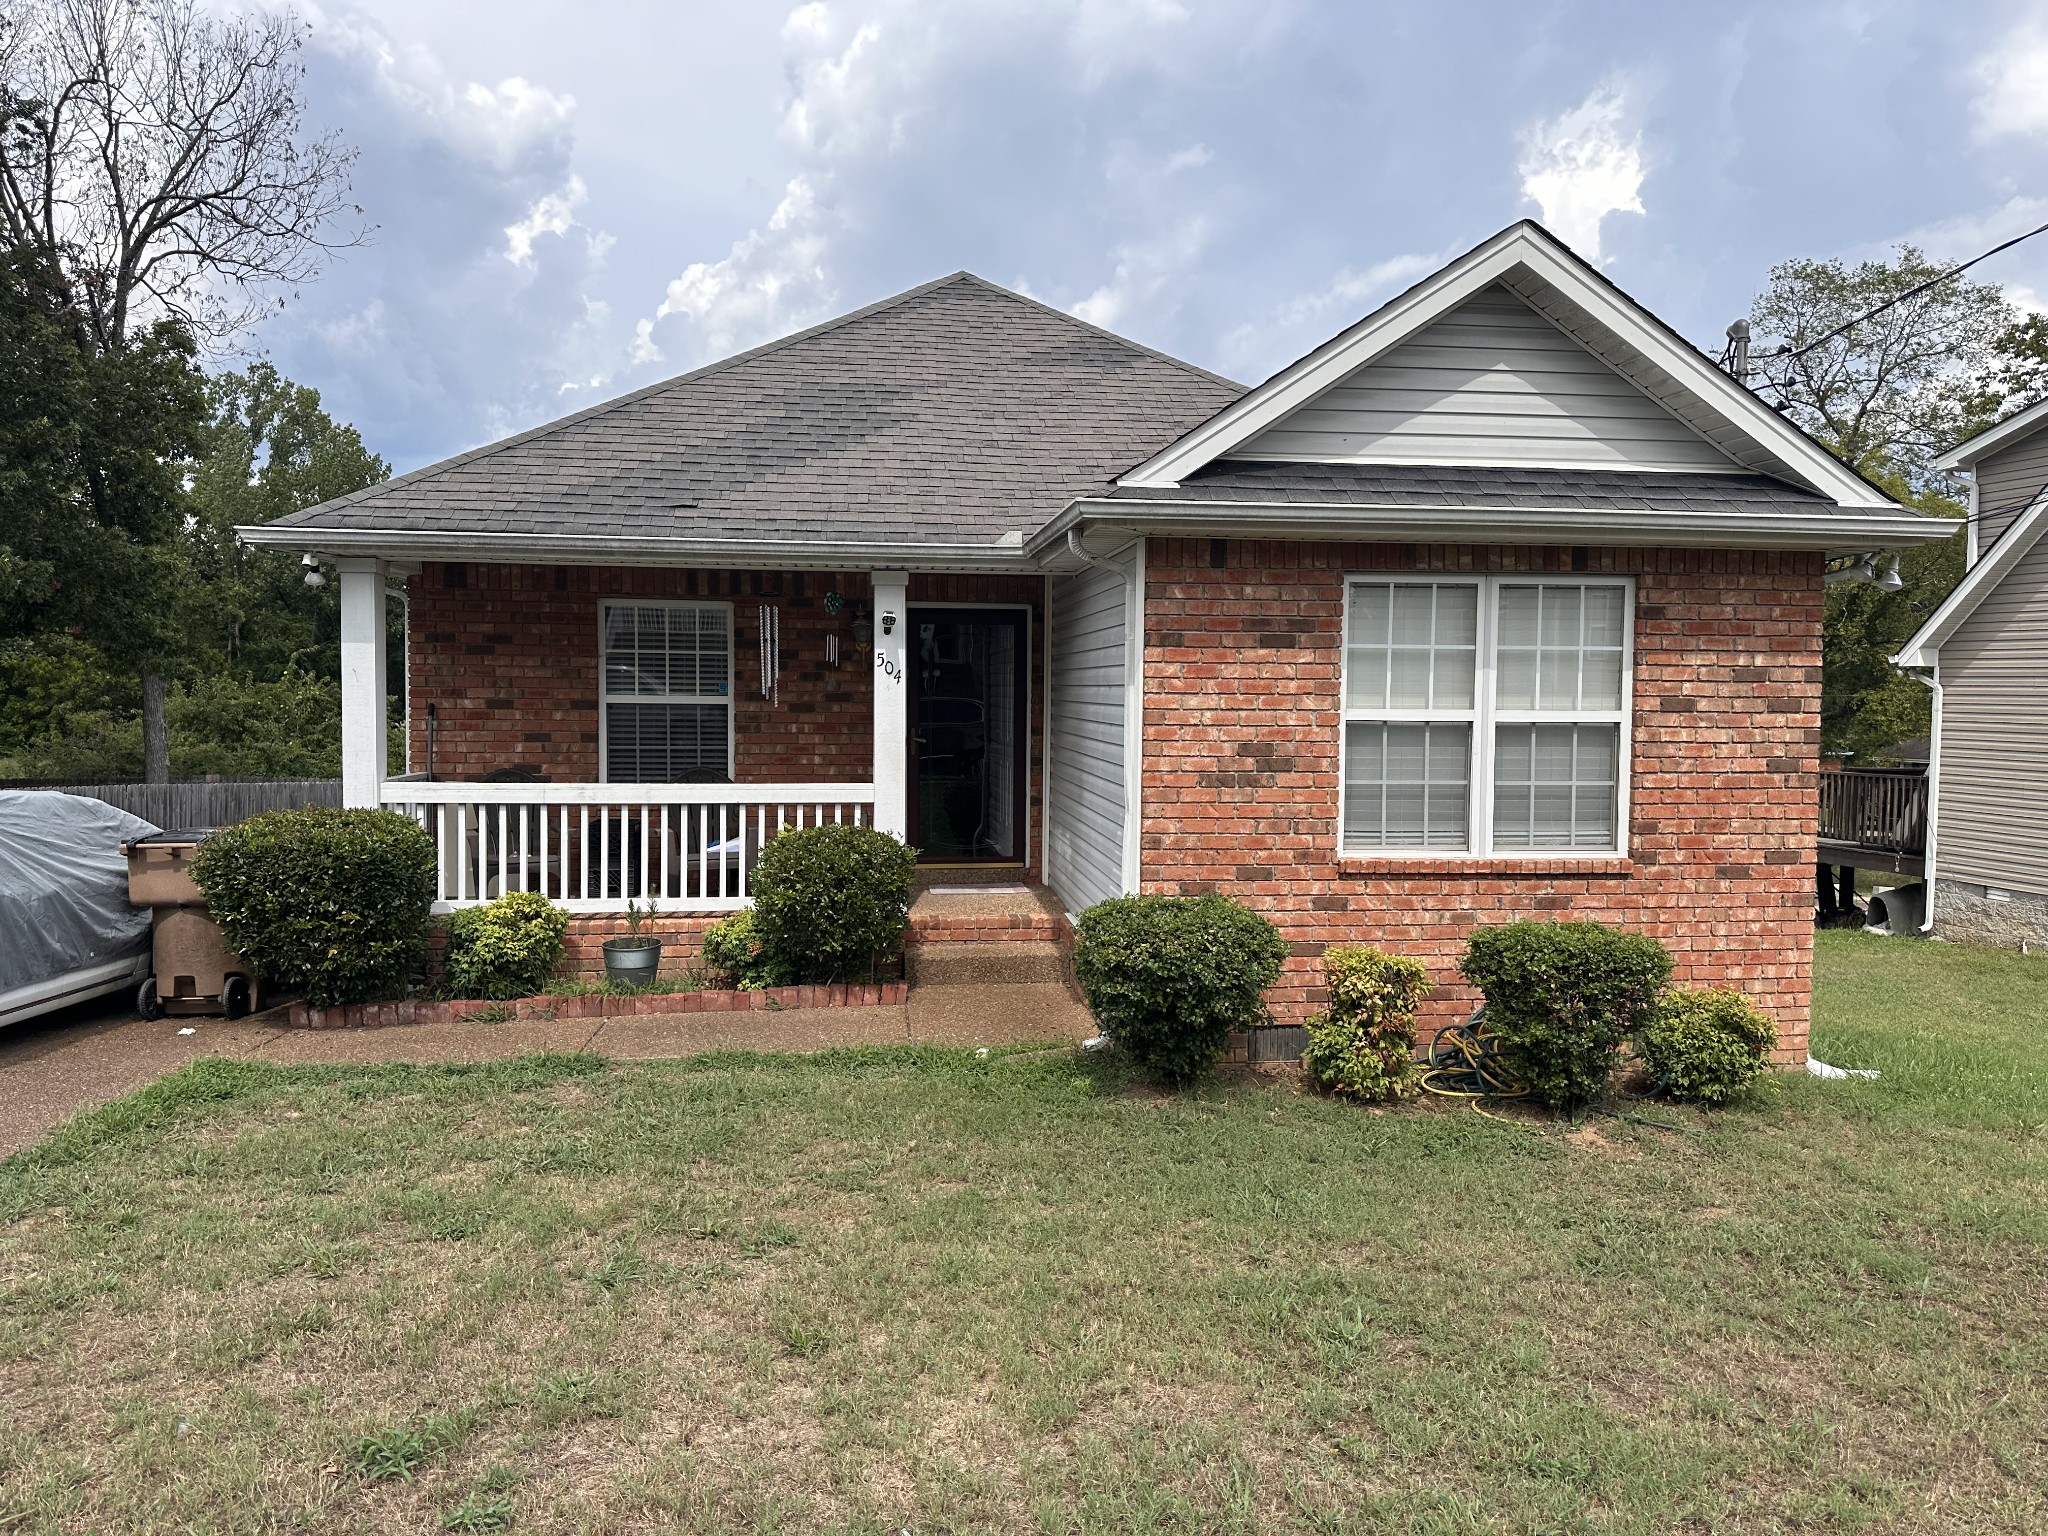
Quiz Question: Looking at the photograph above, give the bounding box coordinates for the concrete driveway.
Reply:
[0,981,1093,1160]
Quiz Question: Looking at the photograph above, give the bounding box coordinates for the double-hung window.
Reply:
[1340,576,1631,856]
[599,600,733,782]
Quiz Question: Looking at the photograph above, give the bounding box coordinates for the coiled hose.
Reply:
[1419,1009,1529,1120]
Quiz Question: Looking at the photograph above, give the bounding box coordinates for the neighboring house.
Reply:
[244,222,1944,1058]
[1894,399,2048,948]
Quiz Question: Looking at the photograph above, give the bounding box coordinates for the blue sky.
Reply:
[255,0,2048,474]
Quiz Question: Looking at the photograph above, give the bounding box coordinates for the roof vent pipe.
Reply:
[1724,319,1751,383]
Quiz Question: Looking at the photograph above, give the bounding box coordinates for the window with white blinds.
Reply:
[1340,576,1631,855]
[599,601,734,782]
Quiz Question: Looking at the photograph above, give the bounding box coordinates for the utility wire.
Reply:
[1763,217,2048,363]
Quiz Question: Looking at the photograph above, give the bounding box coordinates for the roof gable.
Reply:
[1934,392,2048,470]
[1121,222,1891,508]
[1895,489,2048,666]
[1230,282,1737,474]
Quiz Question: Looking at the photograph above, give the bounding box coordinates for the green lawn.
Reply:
[3,932,2046,1534]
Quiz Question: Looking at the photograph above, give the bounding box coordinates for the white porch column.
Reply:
[338,557,389,809]
[871,570,910,841]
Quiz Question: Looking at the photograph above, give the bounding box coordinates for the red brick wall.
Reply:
[1141,540,1822,1062]
[405,563,1045,875]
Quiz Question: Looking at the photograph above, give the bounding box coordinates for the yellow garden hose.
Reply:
[1419,1011,1529,1119]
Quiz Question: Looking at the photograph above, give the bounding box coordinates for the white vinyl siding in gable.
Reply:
[1972,430,2048,554]
[1231,285,1737,473]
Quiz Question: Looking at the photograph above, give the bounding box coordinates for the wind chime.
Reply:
[756,604,780,707]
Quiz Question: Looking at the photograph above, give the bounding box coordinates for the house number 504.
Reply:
[876,653,902,683]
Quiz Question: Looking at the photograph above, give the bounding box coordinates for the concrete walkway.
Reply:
[0,981,1095,1160]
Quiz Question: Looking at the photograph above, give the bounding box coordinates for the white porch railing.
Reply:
[381,781,876,912]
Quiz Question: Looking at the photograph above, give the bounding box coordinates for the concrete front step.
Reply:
[906,883,1071,946]
[907,939,1069,987]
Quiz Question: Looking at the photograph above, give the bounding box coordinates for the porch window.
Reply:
[1340,576,1632,855]
[599,600,733,782]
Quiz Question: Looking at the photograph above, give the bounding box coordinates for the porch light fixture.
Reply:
[851,600,873,652]
[301,553,325,588]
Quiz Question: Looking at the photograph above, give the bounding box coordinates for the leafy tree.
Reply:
[184,362,389,684]
[0,0,360,778]
[1748,245,2016,492]
[1747,247,2043,757]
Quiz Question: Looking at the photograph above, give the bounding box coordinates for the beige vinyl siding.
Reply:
[1231,284,1738,473]
[1938,532,2048,895]
[1973,429,2048,553]
[1047,546,1139,914]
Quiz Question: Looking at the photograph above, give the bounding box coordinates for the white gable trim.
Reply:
[1895,490,2048,667]
[1933,393,2048,471]
[1122,222,1890,510]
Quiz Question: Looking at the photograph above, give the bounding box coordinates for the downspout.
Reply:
[1066,526,1124,581]
[1907,665,1942,933]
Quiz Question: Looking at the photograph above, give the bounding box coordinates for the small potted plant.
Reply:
[602,899,662,989]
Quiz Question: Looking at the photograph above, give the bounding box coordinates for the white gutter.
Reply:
[238,524,1042,573]
[1908,665,1943,933]
[1030,496,1950,559]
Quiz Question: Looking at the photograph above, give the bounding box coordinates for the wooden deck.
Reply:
[1818,767,1927,879]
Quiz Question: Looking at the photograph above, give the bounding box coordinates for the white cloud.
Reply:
[1164,143,1212,173]
[1974,18,2048,138]
[1070,219,1209,330]
[645,176,837,361]
[504,176,587,266]
[1517,84,1646,263]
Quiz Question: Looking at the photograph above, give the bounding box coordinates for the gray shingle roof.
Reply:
[1102,460,1848,514]
[271,273,1245,547]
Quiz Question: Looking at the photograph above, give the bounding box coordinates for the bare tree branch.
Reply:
[0,0,362,352]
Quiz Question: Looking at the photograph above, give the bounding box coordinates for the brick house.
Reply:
[246,223,1944,1059]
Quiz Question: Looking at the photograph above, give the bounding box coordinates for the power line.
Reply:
[1764,217,2048,364]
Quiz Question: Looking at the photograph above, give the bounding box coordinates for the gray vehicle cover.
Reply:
[0,791,158,993]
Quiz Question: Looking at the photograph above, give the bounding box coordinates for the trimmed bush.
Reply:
[1302,946,1430,1102]
[750,824,917,983]
[1459,921,1672,1109]
[442,891,568,999]
[1073,894,1287,1085]
[190,807,436,1007]
[701,908,792,991]
[1641,988,1778,1105]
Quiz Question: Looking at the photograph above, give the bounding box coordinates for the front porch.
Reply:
[338,559,1048,913]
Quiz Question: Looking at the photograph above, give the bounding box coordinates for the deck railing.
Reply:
[1818,768,1927,856]
[380,781,876,912]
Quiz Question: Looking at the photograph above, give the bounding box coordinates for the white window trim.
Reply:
[597,597,737,783]
[1337,573,1635,858]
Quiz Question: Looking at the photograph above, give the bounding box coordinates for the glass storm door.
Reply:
[908,608,1028,862]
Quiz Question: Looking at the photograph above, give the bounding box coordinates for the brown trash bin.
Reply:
[121,831,258,1019]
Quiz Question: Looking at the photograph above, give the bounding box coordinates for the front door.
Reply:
[908,608,1028,862]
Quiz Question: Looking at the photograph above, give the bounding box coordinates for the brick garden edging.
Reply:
[286,982,909,1030]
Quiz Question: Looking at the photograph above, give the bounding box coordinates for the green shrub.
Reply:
[1459,921,1672,1109]
[1640,987,1778,1105]
[442,891,568,999]
[190,807,436,1006]
[1073,894,1288,1085]
[749,824,918,983]
[701,908,792,991]
[1302,946,1431,1102]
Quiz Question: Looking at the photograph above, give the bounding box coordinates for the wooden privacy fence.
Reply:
[2,779,342,829]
